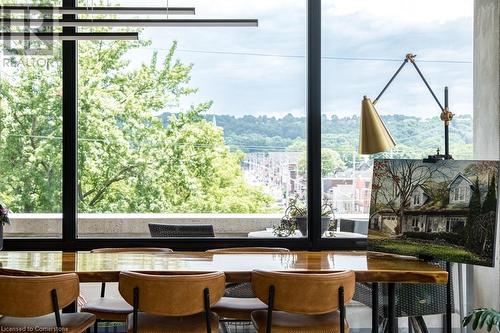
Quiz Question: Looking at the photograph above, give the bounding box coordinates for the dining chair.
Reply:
[250,270,355,333]
[80,247,173,332]
[208,247,290,333]
[0,272,96,333]
[119,271,225,333]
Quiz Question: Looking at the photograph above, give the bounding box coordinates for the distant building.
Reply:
[323,168,372,214]
[243,152,372,212]
[242,152,306,203]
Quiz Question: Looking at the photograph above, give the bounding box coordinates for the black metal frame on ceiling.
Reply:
[2,0,367,252]
[0,6,196,15]
[0,4,258,40]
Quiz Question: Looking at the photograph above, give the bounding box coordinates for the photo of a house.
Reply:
[369,159,499,266]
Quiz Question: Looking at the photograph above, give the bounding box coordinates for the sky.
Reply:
[101,0,473,119]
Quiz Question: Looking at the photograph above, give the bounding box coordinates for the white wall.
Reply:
[473,0,500,309]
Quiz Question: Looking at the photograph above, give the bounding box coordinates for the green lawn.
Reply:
[368,238,491,266]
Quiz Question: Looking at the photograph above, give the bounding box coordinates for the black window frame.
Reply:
[3,0,367,252]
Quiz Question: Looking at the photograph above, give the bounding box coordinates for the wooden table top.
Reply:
[0,251,448,284]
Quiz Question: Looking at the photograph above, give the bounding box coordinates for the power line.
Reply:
[140,47,472,64]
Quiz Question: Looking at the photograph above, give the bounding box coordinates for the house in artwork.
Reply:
[370,174,475,235]
[410,185,431,208]
[448,174,474,206]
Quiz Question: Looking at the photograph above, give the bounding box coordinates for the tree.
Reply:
[482,175,497,214]
[297,148,346,176]
[320,149,346,176]
[464,178,482,248]
[0,35,273,213]
[373,160,449,235]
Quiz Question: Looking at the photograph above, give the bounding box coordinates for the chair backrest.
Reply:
[339,219,355,233]
[206,247,290,253]
[0,273,79,317]
[119,271,225,316]
[148,224,215,238]
[91,247,173,253]
[252,270,355,315]
[339,219,369,235]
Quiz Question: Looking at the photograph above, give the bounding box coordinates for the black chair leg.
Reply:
[415,316,429,333]
[381,318,388,333]
[94,320,99,333]
[220,322,230,333]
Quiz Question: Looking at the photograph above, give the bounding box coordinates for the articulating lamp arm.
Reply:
[408,56,444,111]
[372,53,454,159]
[373,55,410,104]
[374,53,444,111]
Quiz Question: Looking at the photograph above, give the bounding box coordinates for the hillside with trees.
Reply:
[160,113,473,159]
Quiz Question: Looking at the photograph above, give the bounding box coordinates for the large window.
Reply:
[76,0,308,238]
[0,0,63,239]
[0,0,476,249]
[321,0,473,238]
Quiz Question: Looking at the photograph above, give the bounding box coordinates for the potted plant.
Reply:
[274,197,334,237]
[0,202,11,251]
[462,308,500,333]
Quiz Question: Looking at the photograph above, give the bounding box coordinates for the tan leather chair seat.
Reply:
[0,313,96,333]
[251,310,349,333]
[81,297,133,321]
[212,296,267,320]
[126,312,219,333]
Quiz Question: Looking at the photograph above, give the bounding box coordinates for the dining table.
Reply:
[0,250,448,333]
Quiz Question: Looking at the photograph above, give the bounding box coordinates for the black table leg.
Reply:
[446,262,452,333]
[372,282,379,333]
[388,283,396,333]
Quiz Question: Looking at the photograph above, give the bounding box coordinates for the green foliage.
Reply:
[0,39,273,214]
[368,238,490,266]
[401,232,463,246]
[462,308,500,333]
[298,148,346,176]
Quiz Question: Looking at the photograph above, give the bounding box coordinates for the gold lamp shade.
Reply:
[359,96,396,154]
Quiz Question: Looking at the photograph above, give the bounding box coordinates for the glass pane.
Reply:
[321,0,473,240]
[76,0,307,238]
[0,0,63,239]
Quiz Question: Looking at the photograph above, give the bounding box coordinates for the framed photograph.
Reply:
[369,159,499,266]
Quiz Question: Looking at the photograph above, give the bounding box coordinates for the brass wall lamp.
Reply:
[359,53,454,160]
